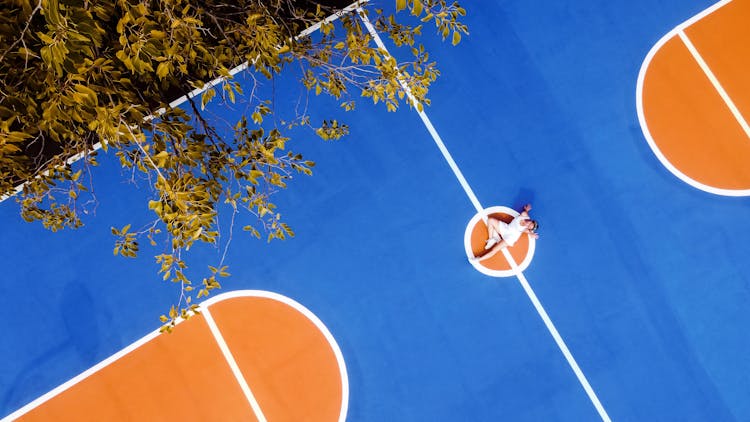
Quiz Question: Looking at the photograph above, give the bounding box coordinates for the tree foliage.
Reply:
[0,0,467,329]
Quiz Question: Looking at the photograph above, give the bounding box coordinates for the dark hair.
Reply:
[529,220,539,233]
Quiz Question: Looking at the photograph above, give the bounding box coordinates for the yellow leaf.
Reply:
[201,88,215,109]
[154,150,169,167]
[452,31,461,46]
[412,0,423,16]
[156,61,170,80]
[192,227,203,240]
[396,0,406,12]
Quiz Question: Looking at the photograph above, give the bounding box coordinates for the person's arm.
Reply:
[520,203,532,217]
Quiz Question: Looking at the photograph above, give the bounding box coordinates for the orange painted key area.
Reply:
[638,0,750,193]
[209,297,344,422]
[14,291,346,422]
[19,314,254,422]
[685,0,750,120]
[470,212,531,272]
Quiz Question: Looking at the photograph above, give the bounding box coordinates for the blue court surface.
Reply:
[2,0,750,420]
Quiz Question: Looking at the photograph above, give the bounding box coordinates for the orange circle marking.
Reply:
[464,206,536,277]
[637,0,750,195]
[14,291,347,422]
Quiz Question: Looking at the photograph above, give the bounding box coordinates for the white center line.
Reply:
[501,249,612,422]
[203,308,267,422]
[678,29,750,139]
[359,9,611,422]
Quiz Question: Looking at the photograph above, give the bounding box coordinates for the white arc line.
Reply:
[502,250,612,422]
[359,9,610,421]
[203,308,267,422]
[678,30,750,139]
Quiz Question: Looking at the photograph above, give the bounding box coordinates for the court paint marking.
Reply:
[3,290,349,422]
[358,11,482,215]
[203,307,267,422]
[501,249,611,422]
[464,206,536,277]
[359,10,611,422]
[636,0,750,196]
[678,30,750,139]
[201,290,350,422]
[1,332,161,422]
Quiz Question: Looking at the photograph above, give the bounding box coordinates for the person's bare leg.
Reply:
[484,218,501,249]
[487,218,500,238]
[473,239,508,261]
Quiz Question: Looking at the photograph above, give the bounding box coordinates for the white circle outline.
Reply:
[464,206,536,278]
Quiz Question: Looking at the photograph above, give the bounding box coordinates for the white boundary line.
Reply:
[358,9,611,421]
[635,0,750,197]
[2,329,162,421]
[463,206,536,277]
[202,307,267,422]
[2,290,349,422]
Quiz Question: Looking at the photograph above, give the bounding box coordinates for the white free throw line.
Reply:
[203,308,267,422]
[359,9,611,421]
[678,30,750,139]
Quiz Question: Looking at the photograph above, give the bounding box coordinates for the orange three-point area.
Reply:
[470,212,531,272]
[17,293,346,422]
[640,0,750,192]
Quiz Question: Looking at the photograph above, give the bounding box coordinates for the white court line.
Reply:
[677,30,750,139]
[635,0,750,197]
[3,290,350,422]
[1,330,162,422]
[358,10,483,215]
[358,9,611,422]
[202,307,267,422]
[501,249,611,422]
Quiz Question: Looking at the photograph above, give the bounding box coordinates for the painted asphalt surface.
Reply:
[2,0,749,420]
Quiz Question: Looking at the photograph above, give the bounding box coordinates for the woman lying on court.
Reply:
[471,203,539,262]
